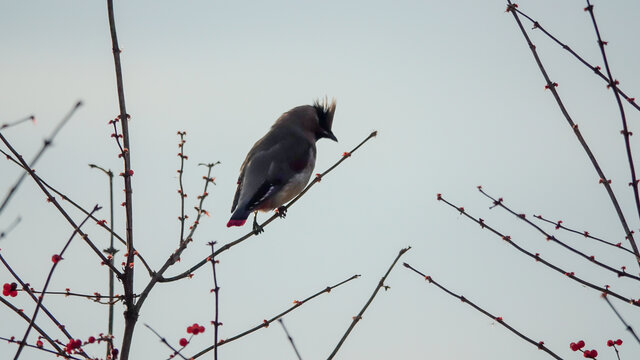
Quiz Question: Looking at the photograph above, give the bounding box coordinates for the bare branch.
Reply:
[478,187,639,281]
[0,136,122,277]
[506,0,640,268]
[0,115,35,130]
[584,0,640,235]
[0,216,21,241]
[0,101,81,215]
[404,263,562,360]
[327,247,410,360]
[512,6,640,113]
[533,213,634,255]
[191,274,360,359]
[438,193,640,307]
[143,324,188,360]
[0,297,65,355]
[14,205,100,359]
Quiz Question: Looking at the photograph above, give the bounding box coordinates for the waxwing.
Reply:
[227,98,338,231]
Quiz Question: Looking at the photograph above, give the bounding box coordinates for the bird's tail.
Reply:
[227,208,250,227]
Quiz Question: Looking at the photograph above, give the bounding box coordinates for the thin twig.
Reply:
[208,241,220,360]
[327,247,410,360]
[0,101,81,215]
[14,205,100,359]
[0,115,35,130]
[603,295,640,345]
[532,213,634,255]
[512,6,640,113]
[403,263,562,360]
[278,319,303,360]
[191,274,360,359]
[160,131,378,283]
[144,324,188,360]
[584,0,640,233]
[0,216,21,240]
[478,187,639,281]
[17,289,128,304]
[438,193,639,307]
[506,1,640,269]
[177,132,187,243]
[89,163,118,358]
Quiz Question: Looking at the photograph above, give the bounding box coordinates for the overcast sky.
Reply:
[2,1,640,359]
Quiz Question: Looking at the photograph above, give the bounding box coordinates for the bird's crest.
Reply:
[313,97,337,132]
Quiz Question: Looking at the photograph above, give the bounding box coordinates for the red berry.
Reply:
[577,340,585,349]
[615,339,622,346]
[607,340,614,347]
[570,342,579,351]
[88,336,95,344]
[52,254,62,264]
[36,340,43,348]
[179,338,188,347]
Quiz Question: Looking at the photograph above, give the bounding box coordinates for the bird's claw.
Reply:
[276,206,287,218]
[252,222,264,235]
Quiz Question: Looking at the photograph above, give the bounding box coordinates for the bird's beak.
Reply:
[325,130,338,142]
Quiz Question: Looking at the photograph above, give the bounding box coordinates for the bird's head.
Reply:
[312,97,338,142]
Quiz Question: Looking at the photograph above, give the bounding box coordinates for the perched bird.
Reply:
[227,98,338,232]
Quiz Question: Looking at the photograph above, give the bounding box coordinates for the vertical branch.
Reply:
[106,1,136,359]
[177,132,187,243]
[208,242,220,360]
[327,247,410,360]
[89,164,117,359]
[584,0,640,227]
[506,1,640,269]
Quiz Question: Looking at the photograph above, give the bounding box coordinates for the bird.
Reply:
[227,98,338,233]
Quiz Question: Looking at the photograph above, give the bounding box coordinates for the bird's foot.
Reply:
[252,218,264,235]
[276,206,287,218]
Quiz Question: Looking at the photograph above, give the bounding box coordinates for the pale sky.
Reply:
[1,1,640,359]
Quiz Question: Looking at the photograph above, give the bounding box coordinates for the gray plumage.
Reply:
[227,98,337,228]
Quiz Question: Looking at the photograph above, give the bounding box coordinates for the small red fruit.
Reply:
[179,338,188,347]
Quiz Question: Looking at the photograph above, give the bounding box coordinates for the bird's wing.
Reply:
[233,131,314,213]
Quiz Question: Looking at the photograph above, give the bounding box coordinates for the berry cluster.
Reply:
[606,339,622,347]
[187,323,205,335]
[2,282,18,297]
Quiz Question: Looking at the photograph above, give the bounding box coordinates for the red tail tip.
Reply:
[227,219,247,228]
